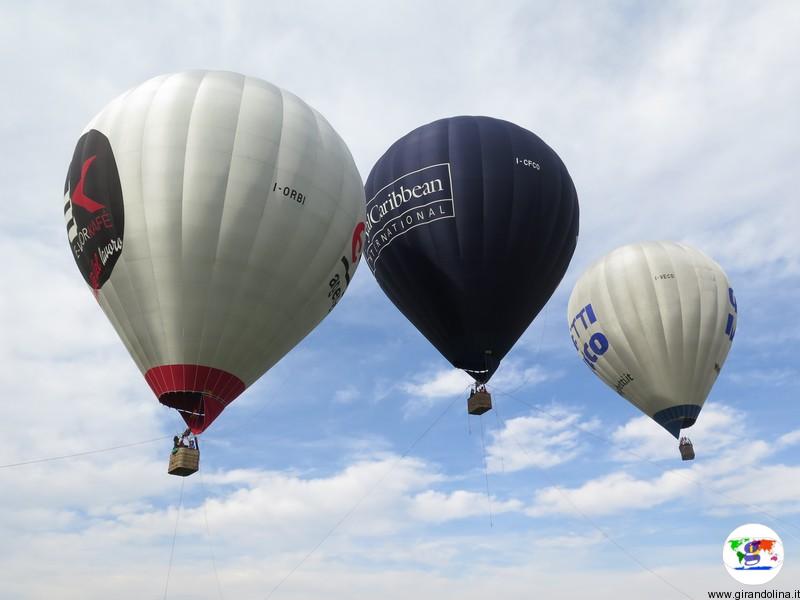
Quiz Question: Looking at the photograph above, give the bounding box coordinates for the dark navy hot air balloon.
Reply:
[365,116,579,389]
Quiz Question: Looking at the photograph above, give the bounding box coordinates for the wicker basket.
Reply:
[468,391,492,415]
[679,439,695,461]
[168,447,200,476]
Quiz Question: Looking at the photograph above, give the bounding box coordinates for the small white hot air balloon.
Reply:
[567,242,738,460]
[63,71,366,453]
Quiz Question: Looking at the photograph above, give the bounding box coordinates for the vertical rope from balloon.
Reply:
[198,469,226,600]
[492,398,506,474]
[479,415,493,528]
[163,478,185,600]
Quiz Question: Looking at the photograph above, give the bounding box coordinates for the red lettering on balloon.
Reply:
[351,222,366,263]
[89,252,102,290]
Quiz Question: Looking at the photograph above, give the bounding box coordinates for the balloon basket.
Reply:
[168,447,200,476]
[468,390,492,415]
[679,437,695,461]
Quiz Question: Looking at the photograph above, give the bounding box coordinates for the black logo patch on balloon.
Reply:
[63,130,124,290]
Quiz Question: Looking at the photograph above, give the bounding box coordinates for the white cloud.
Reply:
[403,369,473,401]
[334,384,360,404]
[703,463,800,517]
[0,236,171,522]
[489,360,563,394]
[0,451,536,599]
[528,404,800,518]
[610,403,747,462]
[402,361,561,416]
[777,429,800,448]
[485,406,597,472]
[409,490,523,523]
[0,520,765,600]
[728,368,798,387]
[527,469,689,517]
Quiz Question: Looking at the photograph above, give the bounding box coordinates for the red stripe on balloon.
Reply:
[144,364,246,433]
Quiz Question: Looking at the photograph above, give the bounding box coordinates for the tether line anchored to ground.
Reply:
[493,403,696,600]
[496,388,800,541]
[0,436,172,470]
[199,469,226,600]
[163,477,186,600]
[263,393,461,600]
[478,415,494,527]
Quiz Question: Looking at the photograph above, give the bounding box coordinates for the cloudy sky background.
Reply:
[1,1,799,598]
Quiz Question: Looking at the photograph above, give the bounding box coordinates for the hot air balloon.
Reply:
[63,71,365,474]
[364,116,579,413]
[567,241,738,460]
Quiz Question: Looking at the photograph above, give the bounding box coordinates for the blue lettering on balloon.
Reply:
[585,304,597,324]
[570,303,598,338]
[583,332,609,363]
[589,332,609,355]
[725,314,736,340]
[572,304,610,370]
[725,287,737,341]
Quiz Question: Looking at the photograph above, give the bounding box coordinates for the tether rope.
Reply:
[478,414,494,527]
[492,398,696,600]
[263,393,460,600]
[495,388,800,541]
[0,436,171,470]
[162,478,186,600]
[199,469,226,600]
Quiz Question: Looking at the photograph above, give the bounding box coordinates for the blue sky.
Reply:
[1,1,799,598]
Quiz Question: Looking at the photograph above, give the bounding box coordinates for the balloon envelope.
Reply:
[365,116,579,382]
[567,241,738,438]
[63,71,365,432]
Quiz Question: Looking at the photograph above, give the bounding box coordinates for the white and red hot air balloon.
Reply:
[63,71,365,440]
